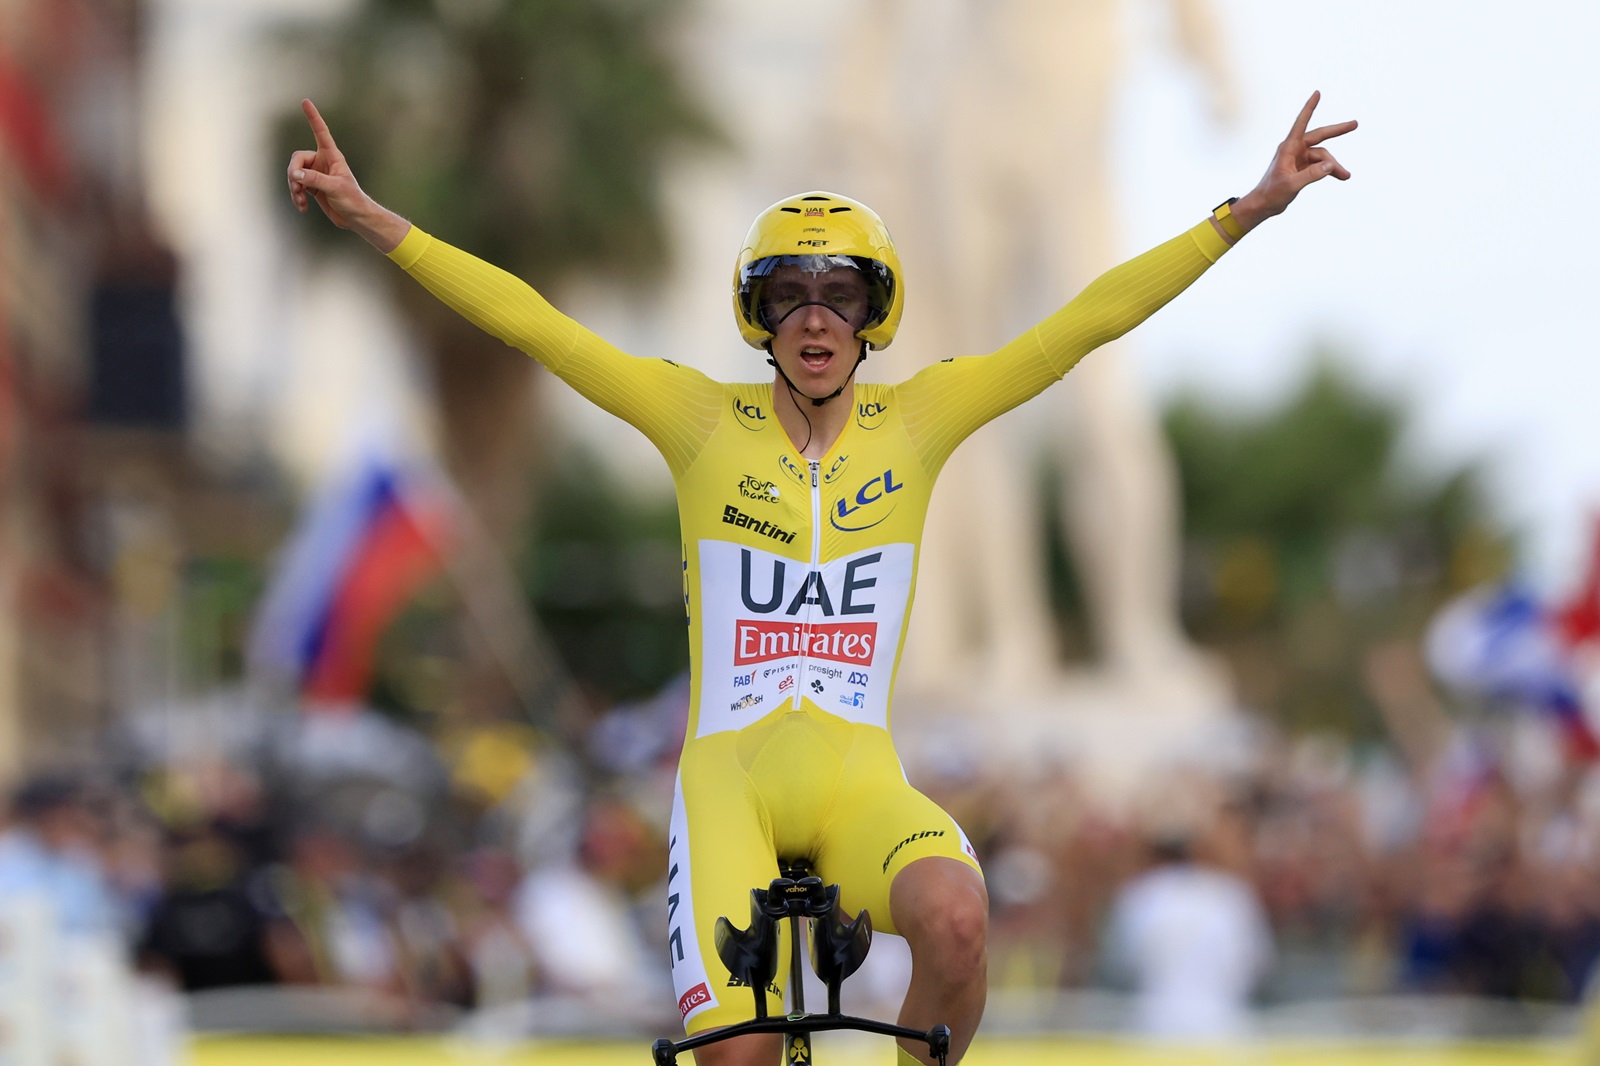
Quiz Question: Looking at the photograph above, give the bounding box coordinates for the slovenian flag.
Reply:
[250,446,455,705]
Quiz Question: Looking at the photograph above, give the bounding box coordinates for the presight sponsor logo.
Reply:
[809,664,843,680]
[679,982,712,1019]
[731,693,764,712]
[734,620,876,666]
[739,474,780,502]
[722,505,797,544]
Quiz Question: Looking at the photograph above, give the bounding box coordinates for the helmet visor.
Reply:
[741,255,893,335]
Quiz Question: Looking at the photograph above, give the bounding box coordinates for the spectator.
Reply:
[138,824,277,991]
[0,775,119,939]
[1104,831,1274,1041]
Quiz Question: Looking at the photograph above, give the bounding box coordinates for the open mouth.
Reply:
[799,346,834,371]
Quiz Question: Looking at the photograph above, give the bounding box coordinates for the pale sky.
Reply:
[1115,0,1600,588]
[149,0,1600,594]
[549,0,1600,592]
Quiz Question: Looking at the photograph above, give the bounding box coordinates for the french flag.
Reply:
[251,448,455,705]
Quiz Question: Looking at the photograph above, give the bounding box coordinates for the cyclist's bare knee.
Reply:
[890,859,988,945]
[690,1030,783,1066]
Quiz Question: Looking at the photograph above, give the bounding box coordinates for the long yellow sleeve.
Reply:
[388,227,724,477]
[897,217,1231,474]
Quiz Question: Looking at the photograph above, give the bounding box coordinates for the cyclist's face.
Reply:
[764,266,870,394]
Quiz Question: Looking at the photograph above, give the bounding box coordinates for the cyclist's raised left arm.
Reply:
[899,91,1354,472]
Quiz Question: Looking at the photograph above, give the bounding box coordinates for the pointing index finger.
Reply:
[302,98,339,155]
[1288,90,1321,142]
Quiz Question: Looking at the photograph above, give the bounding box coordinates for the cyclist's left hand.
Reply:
[1231,91,1357,233]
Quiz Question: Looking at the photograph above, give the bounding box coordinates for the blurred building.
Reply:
[0,0,211,782]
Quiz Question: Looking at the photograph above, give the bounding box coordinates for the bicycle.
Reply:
[651,859,952,1066]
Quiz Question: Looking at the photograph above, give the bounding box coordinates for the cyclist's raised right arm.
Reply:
[287,99,719,474]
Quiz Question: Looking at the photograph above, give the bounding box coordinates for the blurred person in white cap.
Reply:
[1104,826,1273,1041]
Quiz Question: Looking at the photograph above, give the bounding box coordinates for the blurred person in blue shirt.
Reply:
[0,775,119,940]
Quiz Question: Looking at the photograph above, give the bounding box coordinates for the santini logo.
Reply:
[723,506,796,544]
[882,830,946,873]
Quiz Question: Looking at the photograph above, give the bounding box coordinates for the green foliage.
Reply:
[276,0,722,289]
[1158,356,1512,736]
[521,448,687,704]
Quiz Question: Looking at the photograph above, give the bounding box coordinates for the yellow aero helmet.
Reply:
[733,191,904,351]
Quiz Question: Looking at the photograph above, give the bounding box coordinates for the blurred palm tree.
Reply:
[1157,357,1513,738]
[274,0,719,735]
[279,0,720,542]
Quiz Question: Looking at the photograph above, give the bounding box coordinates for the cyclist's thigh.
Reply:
[814,735,982,938]
[669,740,787,1035]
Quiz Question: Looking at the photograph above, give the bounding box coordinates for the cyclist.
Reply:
[288,91,1354,1066]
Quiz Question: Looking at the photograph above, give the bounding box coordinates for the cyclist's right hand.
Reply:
[288,98,409,253]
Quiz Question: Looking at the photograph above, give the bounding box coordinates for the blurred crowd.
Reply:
[3,667,1599,1039]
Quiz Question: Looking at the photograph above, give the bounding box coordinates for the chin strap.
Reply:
[766,348,867,408]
